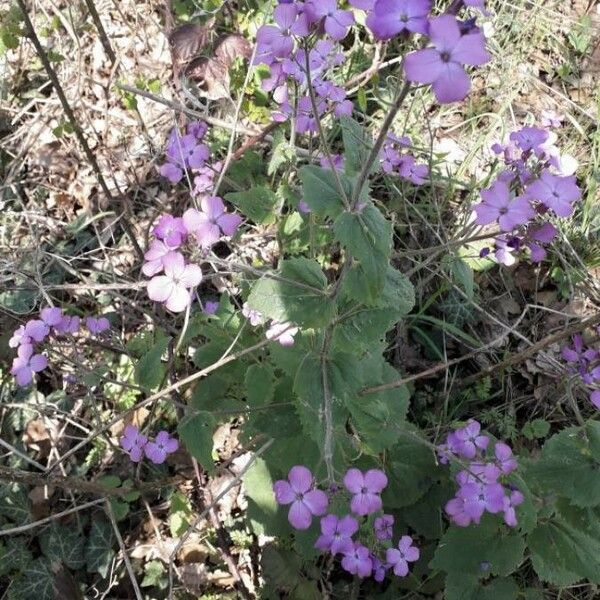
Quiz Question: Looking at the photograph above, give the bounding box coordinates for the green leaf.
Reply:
[39,523,85,570]
[340,116,372,176]
[444,255,474,300]
[226,186,278,224]
[245,364,274,408]
[404,481,454,540]
[141,560,167,589]
[85,518,115,577]
[247,258,334,328]
[431,516,525,578]
[0,537,32,577]
[8,558,54,600]
[299,165,350,218]
[134,333,170,391]
[261,545,303,594]
[0,484,30,526]
[525,421,600,507]
[178,411,217,471]
[522,419,550,440]
[378,267,415,314]
[335,203,392,304]
[169,490,193,537]
[445,574,518,600]
[244,458,288,536]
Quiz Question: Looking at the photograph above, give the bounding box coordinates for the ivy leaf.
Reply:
[178,411,217,471]
[39,523,86,570]
[0,537,32,577]
[85,518,116,577]
[226,186,278,224]
[141,560,167,589]
[335,204,392,304]
[134,333,170,391]
[247,258,334,328]
[8,558,54,600]
[0,484,30,526]
[245,364,274,408]
[340,116,372,176]
[430,515,525,578]
[525,421,600,507]
[299,165,351,218]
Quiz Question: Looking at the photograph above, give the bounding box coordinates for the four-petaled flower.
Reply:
[366,0,430,41]
[343,468,388,516]
[86,316,110,335]
[273,465,329,529]
[145,430,179,464]
[183,196,243,249]
[404,15,490,103]
[152,215,187,248]
[374,514,394,540]
[307,0,354,41]
[120,425,148,462]
[147,252,202,313]
[385,536,420,577]
[341,542,373,578]
[11,344,48,386]
[474,180,535,231]
[525,170,581,217]
[315,514,358,555]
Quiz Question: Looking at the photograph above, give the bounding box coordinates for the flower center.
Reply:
[440,51,451,63]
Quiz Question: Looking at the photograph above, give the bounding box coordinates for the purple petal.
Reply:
[217,213,243,237]
[343,468,364,494]
[429,15,461,52]
[165,284,192,313]
[404,48,443,84]
[273,480,295,505]
[364,469,388,493]
[179,264,203,288]
[288,500,313,529]
[451,32,490,66]
[274,3,298,29]
[202,196,226,220]
[432,62,471,103]
[303,489,328,516]
[29,354,48,372]
[288,465,313,493]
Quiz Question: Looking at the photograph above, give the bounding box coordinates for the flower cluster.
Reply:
[120,425,178,465]
[9,308,110,386]
[437,420,523,527]
[143,197,242,313]
[159,120,210,185]
[473,122,581,265]
[242,303,299,347]
[273,465,420,581]
[561,334,600,410]
[381,133,429,185]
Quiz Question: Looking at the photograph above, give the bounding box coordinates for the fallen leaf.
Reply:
[169,21,214,66]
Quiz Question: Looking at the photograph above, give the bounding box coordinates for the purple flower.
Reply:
[203,300,220,315]
[24,319,50,343]
[502,489,524,527]
[120,425,148,463]
[147,252,202,313]
[307,0,354,41]
[494,442,518,474]
[398,155,429,185]
[349,0,375,9]
[371,555,389,582]
[183,197,242,248]
[54,315,81,335]
[445,495,473,527]
[9,326,30,349]
[266,321,299,347]
[460,462,501,485]
[152,215,187,248]
[315,514,358,554]
[458,482,505,522]
[273,465,329,530]
[374,514,394,540]
[145,431,179,464]
[298,200,312,214]
[319,153,345,171]
[341,543,373,578]
[509,126,549,153]
[187,120,208,139]
[142,240,172,277]
[385,536,419,577]
[525,170,581,217]
[11,344,48,386]
[473,180,534,231]
[86,316,111,335]
[453,420,489,459]
[242,303,264,326]
[404,15,490,104]
[591,389,600,410]
[40,307,63,327]
[179,134,211,169]
[159,162,183,184]
[343,468,388,516]
[366,0,430,40]
[256,4,303,64]
[541,110,563,128]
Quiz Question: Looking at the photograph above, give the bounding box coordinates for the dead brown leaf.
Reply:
[169,21,214,66]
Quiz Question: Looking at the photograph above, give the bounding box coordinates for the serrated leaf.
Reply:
[135,333,170,391]
[525,421,600,507]
[340,116,372,176]
[85,518,115,577]
[445,574,518,600]
[245,364,274,407]
[431,516,525,578]
[247,258,334,328]
[226,186,278,224]
[8,558,54,600]
[178,411,217,471]
[299,165,351,218]
[39,523,85,570]
[261,545,303,593]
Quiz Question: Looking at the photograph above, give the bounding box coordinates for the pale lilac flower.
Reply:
[398,155,429,185]
[343,468,388,516]
[183,196,242,248]
[178,134,210,169]
[242,303,265,326]
[385,536,419,577]
[349,0,375,9]
[187,120,208,139]
[145,431,179,464]
[142,240,172,277]
[541,110,564,128]
[525,170,581,217]
[23,319,50,343]
[40,307,63,327]
[307,0,354,41]
[561,335,596,363]
[341,543,373,578]
[159,162,183,184]
[147,252,202,313]
[319,153,345,171]
[315,514,358,554]
[372,555,389,582]
[461,462,501,485]
[266,321,299,346]
[404,15,490,104]
[458,482,505,522]
[502,489,524,527]
[366,0,430,40]
[11,344,48,386]
[298,200,312,214]
[474,180,534,231]
[120,425,148,463]
[374,514,394,540]
[152,215,187,248]
[255,4,301,64]
[509,126,548,153]
[273,465,328,530]
[453,419,489,459]
[445,495,473,527]
[86,316,111,335]
[54,315,81,335]
[203,300,220,315]
[494,442,518,474]
[9,326,30,349]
